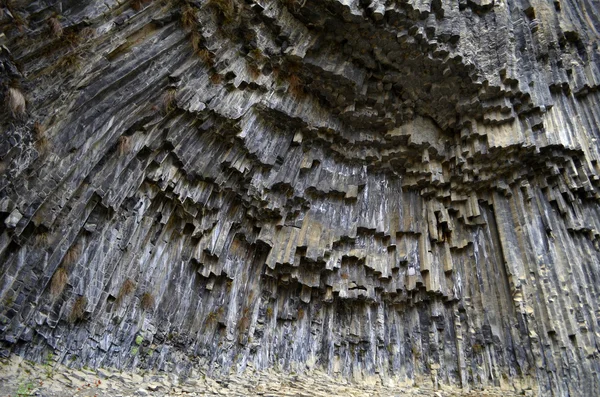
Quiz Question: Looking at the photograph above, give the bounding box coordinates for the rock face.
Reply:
[0,0,599,395]
[0,355,525,397]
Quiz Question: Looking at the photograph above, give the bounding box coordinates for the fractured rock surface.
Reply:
[0,355,524,397]
[0,0,599,395]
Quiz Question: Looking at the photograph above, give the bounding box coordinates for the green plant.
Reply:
[44,352,55,379]
[4,295,15,307]
[135,335,143,345]
[16,380,34,396]
[50,267,68,298]
[266,307,273,319]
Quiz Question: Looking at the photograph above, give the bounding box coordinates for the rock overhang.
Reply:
[0,0,599,395]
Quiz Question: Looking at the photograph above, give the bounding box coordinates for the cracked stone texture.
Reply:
[0,355,526,397]
[0,0,599,395]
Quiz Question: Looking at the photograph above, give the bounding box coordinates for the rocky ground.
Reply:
[0,355,531,397]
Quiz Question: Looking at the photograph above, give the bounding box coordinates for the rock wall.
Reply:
[1,0,599,395]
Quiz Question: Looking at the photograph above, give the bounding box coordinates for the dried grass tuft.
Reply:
[48,17,63,38]
[69,296,87,323]
[272,65,281,79]
[57,52,82,70]
[35,230,49,246]
[161,89,177,114]
[236,307,250,344]
[140,292,155,311]
[132,0,153,11]
[206,0,237,22]
[197,48,214,66]
[36,136,51,154]
[62,242,82,268]
[210,73,222,84]
[288,74,304,97]
[181,5,197,29]
[249,48,265,63]
[117,136,132,156]
[6,87,26,119]
[284,0,307,11]
[50,267,68,298]
[132,0,144,11]
[190,31,201,52]
[79,27,96,40]
[62,31,82,48]
[33,121,45,139]
[247,62,261,79]
[33,121,51,153]
[12,12,27,33]
[115,278,136,307]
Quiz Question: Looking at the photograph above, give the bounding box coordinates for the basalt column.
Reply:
[1,0,599,395]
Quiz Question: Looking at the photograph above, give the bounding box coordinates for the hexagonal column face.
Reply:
[0,1,599,395]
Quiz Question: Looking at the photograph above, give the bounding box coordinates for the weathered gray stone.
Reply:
[0,0,599,395]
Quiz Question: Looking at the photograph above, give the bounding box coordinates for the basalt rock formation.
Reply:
[1,0,599,395]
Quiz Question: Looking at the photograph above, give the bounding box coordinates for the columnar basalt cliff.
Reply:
[1,0,599,395]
